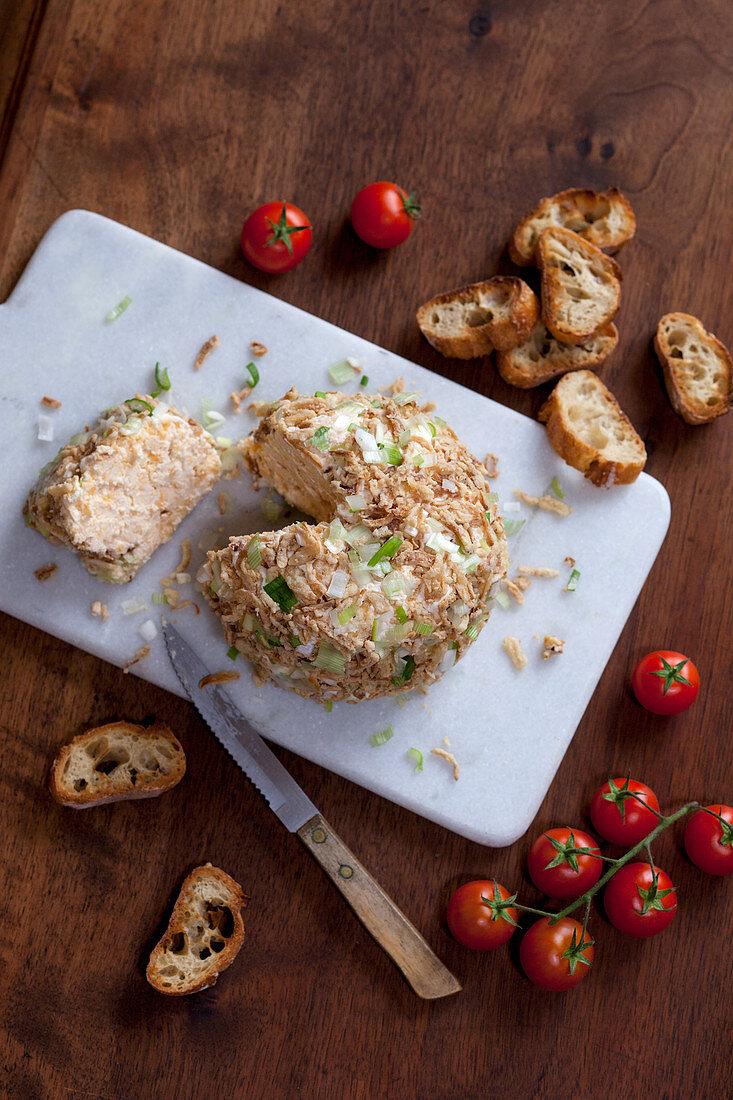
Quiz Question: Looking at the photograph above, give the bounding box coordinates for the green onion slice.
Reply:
[465,622,479,640]
[337,604,358,626]
[379,442,403,466]
[151,593,168,605]
[566,569,580,592]
[368,536,402,567]
[328,360,358,385]
[370,725,394,747]
[312,426,330,452]
[150,362,171,397]
[360,375,369,387]
[126,397,154,416]
[503,518,526,537]
[227,645,239,660]
[407,747,423,772]
[395,606,408,625]
[414,622,432,636]
[326,701,333,713]
[392,654,416,687]
[246,534,262,569]
[314,642,346,675]
[486,492,499,505]
[494,591,511,610]
[315,390,326,398]
[289,633,302,647]
[551,477,565,499]
[245,361,259,387]
[105,296,131,322]
[263,576,298,612]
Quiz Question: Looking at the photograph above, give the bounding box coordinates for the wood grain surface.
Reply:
[1,1,731,1097]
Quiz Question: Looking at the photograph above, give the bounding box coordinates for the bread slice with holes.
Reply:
[496,321,618,388]
[146,865,247,995]
[538,370,647,486]
[509,187,636,266]
[48,720,186,807]
[539,227,622,345]
[654,313,732,425]
[416,276,539,357]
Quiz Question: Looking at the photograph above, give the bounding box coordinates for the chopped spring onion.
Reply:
[314,642,346,675]
[379,442,403,466]
[368,536,402,567]
[382,574,407,599]
[246,535,262,569]
[395,606,408,625]
[68,431,91,446]
[360,375,369,387]
[414,622,432,636]
[243,612,258,632]
[460,553,481,573]
[413,454,424,469]
[486,492,499,505]
[398,429,412,447]
[37,416,54,442]
[392,392,418,405]
[127,397,154,416]
[139,619,157,642]
[227,645,239,660]
[433,415,447,429]
[118,415,143,436]
[121,596,148,615]
[105,296,131,322]
[344,523,371,547]
[407,747,423,772]
[312,426,330,452]
[151,362,171,397]
[151,593,168,605]
[245,361,259,387]
[326,701,333,713]
[261,493,284,523]
[328,519,347,543]
[337,604,358,626]
[465,622,480,640]
[392,654,416,687]
[566,568,581,592]
[263,576,298,612]
[328,360,359,385]
[551,477,565,499]
[345,494,367,512]
[289,633,302,647]
[362,450,385,465]
[315,390,326,398]
[326,570,349,598]
[494,591,511,610]
[503,518,526,537]
[370,725,394,747]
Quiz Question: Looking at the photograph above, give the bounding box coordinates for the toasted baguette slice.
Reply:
[496,322,618,388]
[417,277,539,358]
[147,865,247,995]
[509,187,636,266]
[538,370,647,486]
[654,313,732,425]
[539,227,622,345]
[49,720,185,807]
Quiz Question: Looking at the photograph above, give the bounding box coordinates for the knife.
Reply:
[163,622,460,1000]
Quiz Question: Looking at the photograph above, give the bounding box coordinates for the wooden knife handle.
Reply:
[297,812,461,1000]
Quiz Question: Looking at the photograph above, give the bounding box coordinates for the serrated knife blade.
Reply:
[163,622,460,1000]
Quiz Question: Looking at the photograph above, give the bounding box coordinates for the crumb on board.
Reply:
[421,400,436,412]
[543,635,565,660]
[194,334,220,370]
[514,489,573,517]
[431,747,460,781]
[123,645,150,673]
[175,600,200,614]
[518,566,560,578]
[199,670,240,688]
[505,579,528,604]
[564,556,576,568]
[34,563,57,582]
[231,385,253,413]
[443,736,451,747]
[514,575,531,591]
[90,601,109,622]
[503,635,527,671]
[484,453,499,478]
[41,396,62,409]
[218,492,230,515]
[160,541,192,586]
[251,341,268,356]
[163,587,179,608]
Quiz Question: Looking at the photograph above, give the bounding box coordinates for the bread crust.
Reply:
[147,865,247,995]
[539,227,621,346]
[49,720,186,807]
[509,187,636,266]
[538,370,646,486]
[416,277,539,357]
[496,323,618,388]
[654,312,732,425]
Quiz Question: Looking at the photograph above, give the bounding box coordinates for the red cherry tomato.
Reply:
[240,201,312,273]
[350,181,421,248]
[519,917,594,991]
[527,827,602,899]
[684,805,733,876]
[631,650,699,715]
[446,880,518,950]
[590,778,661,846]
[604,863,677,937]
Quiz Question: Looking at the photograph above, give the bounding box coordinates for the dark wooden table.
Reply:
[1,2,731,1097]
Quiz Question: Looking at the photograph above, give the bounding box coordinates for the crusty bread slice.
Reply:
[416,276,539,357]
[147,865,247,995]
[496,321,618,388]
[49,720,186,807]
[509,187,636,266]
[539,227,622,345]
[538,370,647,486]
[654,313,732,425]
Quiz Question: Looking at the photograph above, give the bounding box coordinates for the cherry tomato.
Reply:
[631,650,699,715]
[684,805,733,876]
[519,917,594,991]
[604,862,676,937]
[240,201,312,273]
[590,778,661,846]
[446,880,518,950]
[350,181,421,248]
[527,827,602,899]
